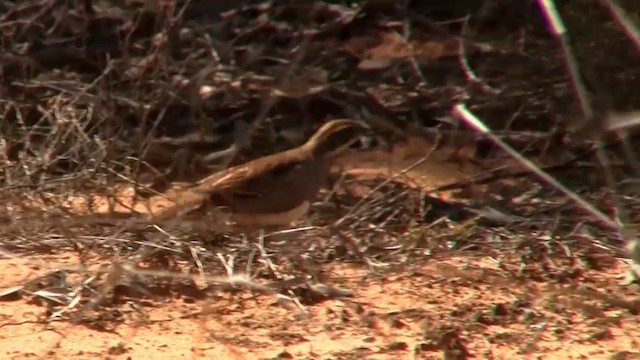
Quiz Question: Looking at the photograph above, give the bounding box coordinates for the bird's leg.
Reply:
[241,230,256,248]
[325,165,348,212]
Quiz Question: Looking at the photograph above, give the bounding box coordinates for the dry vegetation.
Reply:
[2,0,640,359]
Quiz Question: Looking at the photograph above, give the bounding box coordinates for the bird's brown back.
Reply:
[201,149,327,214]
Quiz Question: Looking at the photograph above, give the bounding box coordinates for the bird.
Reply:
[145,119,369,230]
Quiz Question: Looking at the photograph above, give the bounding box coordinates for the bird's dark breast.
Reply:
[208,159,328,214]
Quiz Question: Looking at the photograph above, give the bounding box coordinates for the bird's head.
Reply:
[304,119,369,159]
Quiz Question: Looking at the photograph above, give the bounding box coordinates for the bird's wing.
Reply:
[197,155,307,200]
[197,165,252,193]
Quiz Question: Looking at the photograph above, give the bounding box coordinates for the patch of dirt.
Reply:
[2,254,639,359]
[2,153,640,359]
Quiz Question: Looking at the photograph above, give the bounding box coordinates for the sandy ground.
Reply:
[2,140,639,360]
[2,255,639,359]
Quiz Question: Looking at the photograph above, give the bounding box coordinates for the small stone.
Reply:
[386,341,408,351]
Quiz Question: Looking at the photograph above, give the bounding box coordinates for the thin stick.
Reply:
[453,104,620,232]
